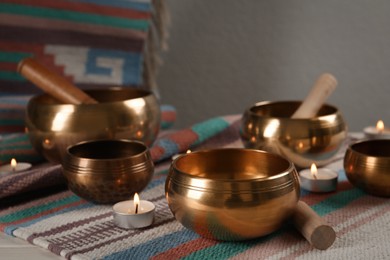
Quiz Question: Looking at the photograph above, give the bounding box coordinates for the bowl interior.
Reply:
[175,149,291,181]
[249,101,338,118]
[68,139,147,160]
[350,139,390,157]
[250,101,337,118]
[33,88,151,105]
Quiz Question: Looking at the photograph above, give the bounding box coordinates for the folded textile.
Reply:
[0,115,241,200]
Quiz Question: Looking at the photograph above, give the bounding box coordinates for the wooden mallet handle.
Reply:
[17,58,98,105]
[292,201,336,250]
[291,73,337,118]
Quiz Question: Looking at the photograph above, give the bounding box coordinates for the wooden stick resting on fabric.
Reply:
[17,58,98,105]
[292,201,336,250]
[291,73,337,118]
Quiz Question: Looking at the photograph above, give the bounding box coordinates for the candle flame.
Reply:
[134,193,140,214]
[310,163,318,180]
[11,158,17,171]
[376,120,385,133]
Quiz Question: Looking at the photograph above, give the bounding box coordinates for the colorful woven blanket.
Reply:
[1,115,390,259]
[0,0,169,96]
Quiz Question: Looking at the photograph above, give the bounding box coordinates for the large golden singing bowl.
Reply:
[344,139,390,197]
[26,88,160,163]
[165,149,300,241]
[62,139,154,204]
[240,101,347,168]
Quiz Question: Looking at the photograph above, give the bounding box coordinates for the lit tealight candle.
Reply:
[364,120,390,139]
[0,158,32,175]
[112,193,155,229]
[172,149,191,161]
[299,163,338,192]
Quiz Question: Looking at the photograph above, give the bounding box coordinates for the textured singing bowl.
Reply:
[240,101,347,168]
[62,139,154,204]
[25,88,160,163]
[344,139,390,197]
[165,148,300,241]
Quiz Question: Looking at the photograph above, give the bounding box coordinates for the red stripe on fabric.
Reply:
[0,41,45,54]
[0,26,144,52]
[2,0,151,20]
[150,146,166,162]
[161,111,176,122]
[167,129,199,151]
[0,62,17,71]
[151,238,218,260]
[0,14,146,41]
[0,125,25,133]
[0,200,85,231]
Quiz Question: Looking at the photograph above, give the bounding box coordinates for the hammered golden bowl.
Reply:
[344,139,390,197]
[165,148,300,241]
[62,139,154,204]
[240,101,347,168]
[26,88,160,163]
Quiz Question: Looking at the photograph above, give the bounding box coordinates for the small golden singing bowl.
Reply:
[240,101,347,168]
[344,139,390,197]
[165,148,300,241]
[62,139,154,204]
[26,88,160,163]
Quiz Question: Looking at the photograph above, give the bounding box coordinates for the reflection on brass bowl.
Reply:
[240,101,347,168]
[165,149,300,241]
[26,88,160,163]
[62,139,154,204]
[344,139,390,197]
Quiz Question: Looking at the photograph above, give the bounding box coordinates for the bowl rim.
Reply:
[28,87,155,107]
[245,100,340,120]
[171,148,296,184]
[347,139,390,158]
[66,139,150,162]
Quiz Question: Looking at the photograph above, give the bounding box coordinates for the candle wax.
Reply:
[363,126,390,140]
[113,199,155,229]
[0,162,32,174]
[299,168,338,192]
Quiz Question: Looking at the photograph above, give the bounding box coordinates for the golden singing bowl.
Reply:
[240,101,347,168]
[62,139,154,204]
[26,88,160,163]
[344,139,390,197]
[165,148,300,241]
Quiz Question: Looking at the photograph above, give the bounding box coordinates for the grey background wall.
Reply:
[158,0,390,131]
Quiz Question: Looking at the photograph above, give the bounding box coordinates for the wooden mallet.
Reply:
[17,57,98,105]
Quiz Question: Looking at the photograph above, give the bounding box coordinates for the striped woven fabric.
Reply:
[1,115,389,259]
[0,0,169,95]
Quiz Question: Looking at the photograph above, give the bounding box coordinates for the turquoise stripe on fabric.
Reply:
[191,117,230,146]
[0,51,31,62]
[5,202,93,236]
[312,188,365,216]
[0,119,24,125]
[1,3,150,31]
[154,139,179,157]
[0,195,80,223]
[104,229,199,260]
[181,186,365,259]
[0,71,25,81]
[69,0,152,12]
